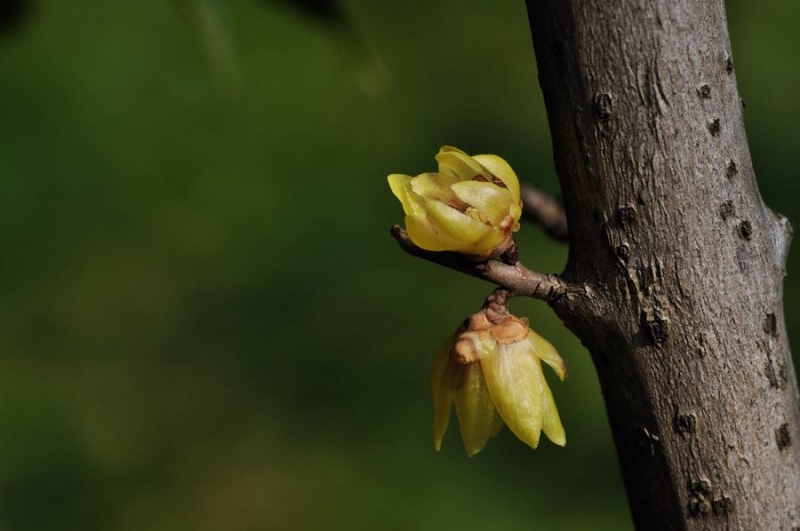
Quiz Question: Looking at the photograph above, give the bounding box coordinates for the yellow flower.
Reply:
[430,295,567,457]
[388,146,522,259]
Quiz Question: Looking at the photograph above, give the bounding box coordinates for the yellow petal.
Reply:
[453,362,496,457]
[472,154,521,204]
[509,202,522,227]
[436,150,486,181]
[480,342,543,449]
[423,200,492,249]
[406,214,470,252]
[431,336,455,451]
[388,174,414,214]
[409,172,460,203]
[470,332,498,361]
[539,371,566,446]
[438,145,469,156]
[451,181,514,225]
[388,174,430,218]
[470,228,509,257]
[528,330,567,381]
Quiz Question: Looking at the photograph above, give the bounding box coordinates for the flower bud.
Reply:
[388,146,522,259]
[430,303,566,457]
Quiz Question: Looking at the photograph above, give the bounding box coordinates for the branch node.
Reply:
[390,225,578,303]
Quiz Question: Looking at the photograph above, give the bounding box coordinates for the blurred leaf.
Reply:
[171,0,240,99]
[0,0,30,36]
[263,0,391,96]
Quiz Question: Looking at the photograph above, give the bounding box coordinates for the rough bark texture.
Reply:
[526,1,800,529]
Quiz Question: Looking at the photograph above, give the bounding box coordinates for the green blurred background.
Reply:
[0,1,797,529]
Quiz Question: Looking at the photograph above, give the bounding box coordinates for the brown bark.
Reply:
[520,183,570,242]
[390,225,576,299]
[525,1,800,528]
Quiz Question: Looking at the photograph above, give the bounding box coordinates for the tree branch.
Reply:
[527,0,800,527]
[390,225,574,301]
[520,183,569,242]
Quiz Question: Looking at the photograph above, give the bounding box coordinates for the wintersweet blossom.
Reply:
[388,146,522,259]
[430,293,566,456]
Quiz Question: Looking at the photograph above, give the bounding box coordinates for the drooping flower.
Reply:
[431,291,567,457]
[388,146,522,260]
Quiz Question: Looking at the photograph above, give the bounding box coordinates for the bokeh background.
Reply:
[0,1,797,529]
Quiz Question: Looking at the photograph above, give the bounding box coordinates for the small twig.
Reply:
[520,183,569,242]
[390,225,572,302]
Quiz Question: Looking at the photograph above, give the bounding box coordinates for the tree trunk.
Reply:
[526,1,800,529]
